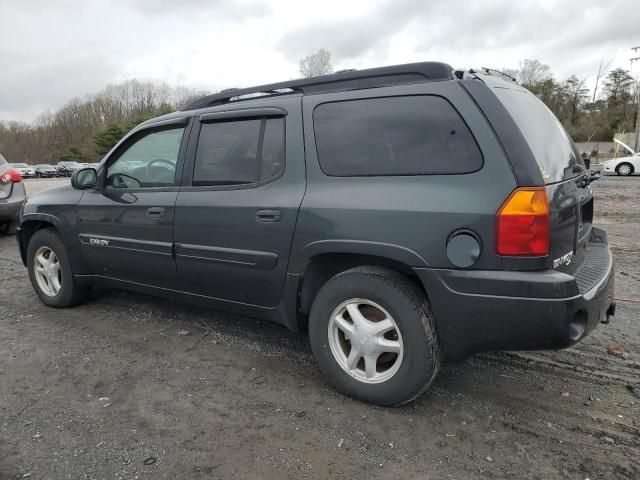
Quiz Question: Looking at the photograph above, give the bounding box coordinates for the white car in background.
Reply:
[601,140,640,176]
[9,162,36,178]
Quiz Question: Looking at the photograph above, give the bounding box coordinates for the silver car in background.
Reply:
[0,154,27,235]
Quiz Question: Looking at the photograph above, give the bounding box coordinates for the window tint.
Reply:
[106,127,184,189]
[492,86,585,183]
[193,117,284,186]
[313,96,482,176]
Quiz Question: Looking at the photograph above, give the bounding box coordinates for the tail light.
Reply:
[1,168,23,184]
[496,187,549,256]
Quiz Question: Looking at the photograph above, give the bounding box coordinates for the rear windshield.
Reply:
[493,86,585,184]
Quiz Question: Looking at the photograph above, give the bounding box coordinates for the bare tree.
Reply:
[517,59,552,87]
[592,58,612,103]
[299,49,334,78]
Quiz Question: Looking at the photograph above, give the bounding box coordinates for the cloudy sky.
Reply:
[1,0,638,122]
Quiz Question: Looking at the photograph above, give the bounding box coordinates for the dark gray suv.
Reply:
[17,63,615,406]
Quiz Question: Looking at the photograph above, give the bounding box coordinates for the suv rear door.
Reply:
[490,81,590,274]
[76,118,190,289]
[173,97,305,307]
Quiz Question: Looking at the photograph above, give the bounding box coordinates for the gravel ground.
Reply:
[1,176,638,479]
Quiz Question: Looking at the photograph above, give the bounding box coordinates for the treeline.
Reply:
[0,80,208,164]
[503,59,637,142]
[1,59,638,164]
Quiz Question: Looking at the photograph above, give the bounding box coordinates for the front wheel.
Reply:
[27,228,90,307]
[616,162,633,176]
[308,266,441,406]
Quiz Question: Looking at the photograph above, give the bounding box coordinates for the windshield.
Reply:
[12,163,28,168]
[493,85,585,184]
[60,162,79,166]
[38,164,54,168]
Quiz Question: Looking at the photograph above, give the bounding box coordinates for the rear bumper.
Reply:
[0,184,26,222]
[415,228,614,360]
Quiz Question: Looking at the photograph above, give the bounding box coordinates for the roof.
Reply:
[182,61,454,111]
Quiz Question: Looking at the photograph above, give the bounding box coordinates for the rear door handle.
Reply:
[146,207,166,218]
[255,209,282,222]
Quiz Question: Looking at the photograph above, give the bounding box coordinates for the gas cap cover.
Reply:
[446,232,481,268]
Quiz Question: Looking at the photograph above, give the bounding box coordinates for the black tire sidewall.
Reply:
[308,267,439,406]
[27,229,79,307]
[617,163,633,176]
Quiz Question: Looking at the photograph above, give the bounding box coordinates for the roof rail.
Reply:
[182,61,453,111]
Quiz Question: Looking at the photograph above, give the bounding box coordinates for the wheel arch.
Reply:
[18,216,60,266]
[296,251,429,332]
[18,214,89,275]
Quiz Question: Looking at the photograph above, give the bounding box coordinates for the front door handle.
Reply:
[255,209,282,222]
[146,207,166,218]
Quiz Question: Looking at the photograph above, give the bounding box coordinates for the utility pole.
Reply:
[632,46,640,152]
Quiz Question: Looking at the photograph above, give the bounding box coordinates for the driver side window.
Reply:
[106,126,185,189]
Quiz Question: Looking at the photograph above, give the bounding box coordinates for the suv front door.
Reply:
[77,118,191,290]
[174,99,305,308]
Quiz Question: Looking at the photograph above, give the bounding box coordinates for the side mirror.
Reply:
[71,167,98,190]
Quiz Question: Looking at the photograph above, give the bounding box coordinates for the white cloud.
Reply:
[0,0,638,121]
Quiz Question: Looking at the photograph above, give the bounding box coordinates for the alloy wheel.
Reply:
[34,246,62,296]
[328,298,403,384]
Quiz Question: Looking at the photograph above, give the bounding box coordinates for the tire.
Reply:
[0,221,17,236]
[27,228,90,307]
[616,162,634,176]
[308,266,441,406]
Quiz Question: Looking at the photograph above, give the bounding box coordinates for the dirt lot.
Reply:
[1,176,638,479]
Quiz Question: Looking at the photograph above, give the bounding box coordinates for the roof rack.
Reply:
[182,61,453,111]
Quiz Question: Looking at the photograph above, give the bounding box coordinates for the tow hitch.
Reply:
[602,301,616,324]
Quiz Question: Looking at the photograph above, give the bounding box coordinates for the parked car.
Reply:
[34,164,60,178]
[10,162,36,178]
[601,153,640,176]
[0,153,26,234]
[56,161,80,177]
[16,63,615,406]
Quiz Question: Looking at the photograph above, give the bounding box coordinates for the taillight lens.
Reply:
[496,187,549,256]
[1,168,23,184]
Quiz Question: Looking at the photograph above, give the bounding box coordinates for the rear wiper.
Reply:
[578,170,601,187]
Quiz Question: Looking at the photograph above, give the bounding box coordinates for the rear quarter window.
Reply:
[313,95,483,176]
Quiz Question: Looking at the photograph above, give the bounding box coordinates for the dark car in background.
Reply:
[10,162,36,178]
[56,161,80,177]
[35,164,60,178]
[0,153,26,235]
[16,63,615,406]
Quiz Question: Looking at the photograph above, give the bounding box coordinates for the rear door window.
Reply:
[313,96,483,176]
[193,117,285,186]
[492,86,585,184]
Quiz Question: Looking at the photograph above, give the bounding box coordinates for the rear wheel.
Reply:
[616,162,633,176]
[308,266,441,406]
[27,228,90,307]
